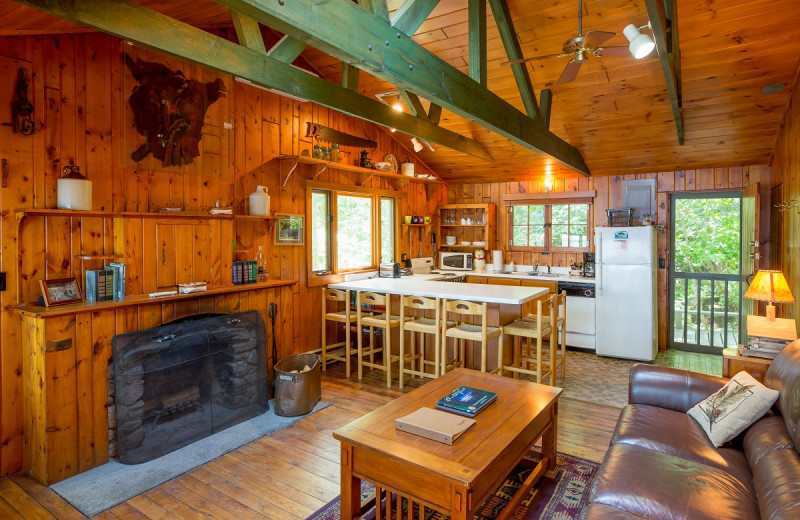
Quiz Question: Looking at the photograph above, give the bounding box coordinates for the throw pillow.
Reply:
[687,371,779,447]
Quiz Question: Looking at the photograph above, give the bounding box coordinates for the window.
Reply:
[309,186,397,274]
[337,194,373,270]
[311,190,331,271]
[380,197,395,263]
[509,202,591,252]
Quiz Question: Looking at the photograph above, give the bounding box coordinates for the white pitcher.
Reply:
[249,185,270,216]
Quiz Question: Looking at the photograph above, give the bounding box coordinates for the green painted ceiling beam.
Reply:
[645,0,684,144]
[390,0,440,36]
[427,103,442,125]
[400,90,428,119]
[341,63,359,90]
[267,34,307,63]
[540,88,552,130]
[487,0,541,122]
[358,0,389,22]
[468,0,487,87]
[213,0,589,176]
[16,0,492,162]
[230,10,266,53]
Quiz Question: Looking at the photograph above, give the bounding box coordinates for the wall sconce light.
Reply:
[623,23,655,59]
[544,176,553,194]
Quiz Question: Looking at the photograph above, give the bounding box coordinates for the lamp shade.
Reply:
[623,24,655,59]
[744,270,795,303]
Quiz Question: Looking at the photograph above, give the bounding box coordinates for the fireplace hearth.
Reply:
[112,311,267,464]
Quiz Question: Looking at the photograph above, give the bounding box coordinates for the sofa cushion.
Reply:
[589,444,759,520]
[764,338,800,448]
[744,415,796,468]
[751,442,800,519]
[687,371,779,447]
[611,404,752,484]
[580,502,646,519]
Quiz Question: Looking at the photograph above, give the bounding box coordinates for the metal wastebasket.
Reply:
[274,354,321,417]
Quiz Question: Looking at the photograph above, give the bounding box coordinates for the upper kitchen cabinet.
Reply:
[438,204,496,252]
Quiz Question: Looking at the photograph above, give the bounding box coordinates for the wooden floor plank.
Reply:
[0,364,620,519]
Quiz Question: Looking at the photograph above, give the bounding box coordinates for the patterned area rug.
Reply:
[305,451,600,520]
[558,351,637,408]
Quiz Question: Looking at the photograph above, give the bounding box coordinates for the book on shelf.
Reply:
[395,407,475,445]
[108,262,126,300]
[435,385,497,418]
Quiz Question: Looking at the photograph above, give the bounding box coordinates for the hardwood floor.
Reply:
[0,365,621,519]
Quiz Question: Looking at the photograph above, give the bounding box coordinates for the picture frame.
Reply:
[39,277,83,307]
[274,214,304,246]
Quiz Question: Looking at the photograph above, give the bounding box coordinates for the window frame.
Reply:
[307,182,399,277]
[507,199,593,253]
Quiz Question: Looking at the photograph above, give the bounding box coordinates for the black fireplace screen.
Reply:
[113,311,268,464]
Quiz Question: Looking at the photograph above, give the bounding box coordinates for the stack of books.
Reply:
[86,262,125,301]
[232,260,258,285]
[744,315,798,359]
[435,386,497,418]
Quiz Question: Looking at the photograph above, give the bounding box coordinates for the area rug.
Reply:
[306,451,600,520]
[51,400,330,518]
[557,351,636,408]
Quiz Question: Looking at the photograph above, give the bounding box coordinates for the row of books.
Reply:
[232,261,258,285]
[86,263,126,301]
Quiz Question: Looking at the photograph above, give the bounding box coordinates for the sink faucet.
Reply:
[547,265,551,274]
[530,264,539,274]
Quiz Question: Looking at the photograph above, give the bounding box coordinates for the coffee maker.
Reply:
[582,252,595,278]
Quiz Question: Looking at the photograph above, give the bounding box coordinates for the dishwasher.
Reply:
[557,281,596,351]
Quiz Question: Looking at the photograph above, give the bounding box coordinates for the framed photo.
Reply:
[39,277,83,307]
[275,214,304,246]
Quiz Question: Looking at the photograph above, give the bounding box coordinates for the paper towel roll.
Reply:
[492,250,503,272]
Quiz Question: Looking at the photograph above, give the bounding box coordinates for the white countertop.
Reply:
[464,271,596,284]
[329,275,548,305]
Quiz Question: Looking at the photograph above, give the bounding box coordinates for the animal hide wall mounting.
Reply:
[12,68,34,136]
[125,54,225,167]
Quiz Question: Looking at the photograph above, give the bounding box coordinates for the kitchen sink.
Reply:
[527,272,561,277]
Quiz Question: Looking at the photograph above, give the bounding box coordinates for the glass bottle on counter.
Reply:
[256,245,269,282]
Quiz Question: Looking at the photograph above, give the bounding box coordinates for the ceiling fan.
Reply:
[501,0,630,85]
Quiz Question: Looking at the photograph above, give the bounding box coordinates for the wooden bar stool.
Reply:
[356,291,406,387]
[441,299,501,373]
[499,292,565,385]
[520,290,567,379]
[320,288,355,377]
[398,295,455,388]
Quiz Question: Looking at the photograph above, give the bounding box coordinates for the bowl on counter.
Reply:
[569,269,582,276]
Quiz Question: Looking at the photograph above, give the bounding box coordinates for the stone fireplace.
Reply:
[112,311,268,464]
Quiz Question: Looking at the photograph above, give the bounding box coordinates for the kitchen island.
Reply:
[328,275,548,373]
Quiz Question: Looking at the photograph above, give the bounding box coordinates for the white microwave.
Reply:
[439,252,473,271]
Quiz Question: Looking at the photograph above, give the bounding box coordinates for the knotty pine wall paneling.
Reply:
[771,69,800,329]
[449,165,772,351]
[0,34,446,479]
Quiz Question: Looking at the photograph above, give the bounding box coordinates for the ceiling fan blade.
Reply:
[557,58,585,84]
[581,30,616,49]
[501,53,568,66]
[597,46,630,57]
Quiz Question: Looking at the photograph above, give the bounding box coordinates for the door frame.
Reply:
[668,191,744,354]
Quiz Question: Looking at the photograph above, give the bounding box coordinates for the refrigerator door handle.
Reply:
[596,232,603,295]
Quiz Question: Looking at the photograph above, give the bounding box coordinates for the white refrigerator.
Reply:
[594,226,657,361]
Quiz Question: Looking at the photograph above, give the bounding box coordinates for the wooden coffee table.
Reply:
[333,368,561,520]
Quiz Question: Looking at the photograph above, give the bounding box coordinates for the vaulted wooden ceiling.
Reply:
[2,0,799,182]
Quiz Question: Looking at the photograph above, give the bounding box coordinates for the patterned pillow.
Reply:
[687,371,779,447]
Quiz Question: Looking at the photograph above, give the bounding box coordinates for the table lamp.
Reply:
[744,270,795,321]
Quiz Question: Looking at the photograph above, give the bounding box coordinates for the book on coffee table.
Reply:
[435,385,497,418]
[395,407,475,445]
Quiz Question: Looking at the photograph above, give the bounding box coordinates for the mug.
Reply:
[423,216,431,224]
[404,215,412,224]
[412,216,421,224]
[461,218,467,225]
[467,218,474,225]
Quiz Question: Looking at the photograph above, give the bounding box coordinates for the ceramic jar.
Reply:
[57,166,92,211]
[249,185,271,216]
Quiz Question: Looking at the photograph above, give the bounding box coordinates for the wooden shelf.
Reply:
[232,249,252,255]
[15,280,297,318]
[233,215,284,221]
[277,155,443,198]
[440,244,487,249]
[15,208,113,221]
[439,224,486,227]
[402,223,431,227]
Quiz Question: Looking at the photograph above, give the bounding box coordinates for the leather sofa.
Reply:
[581,339,800,519]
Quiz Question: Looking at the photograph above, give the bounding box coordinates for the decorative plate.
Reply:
[384,154,398,173]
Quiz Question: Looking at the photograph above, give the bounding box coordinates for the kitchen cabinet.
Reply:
[466,275,488,284]
[520,279,557,315]
[487,278,520,286]
[437,204,495,253]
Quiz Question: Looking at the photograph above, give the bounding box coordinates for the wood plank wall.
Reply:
[770,67,800,329]
[448,165,772,352]
[0,34,445,478]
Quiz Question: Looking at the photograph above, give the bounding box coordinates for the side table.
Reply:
[722,347,773,383]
